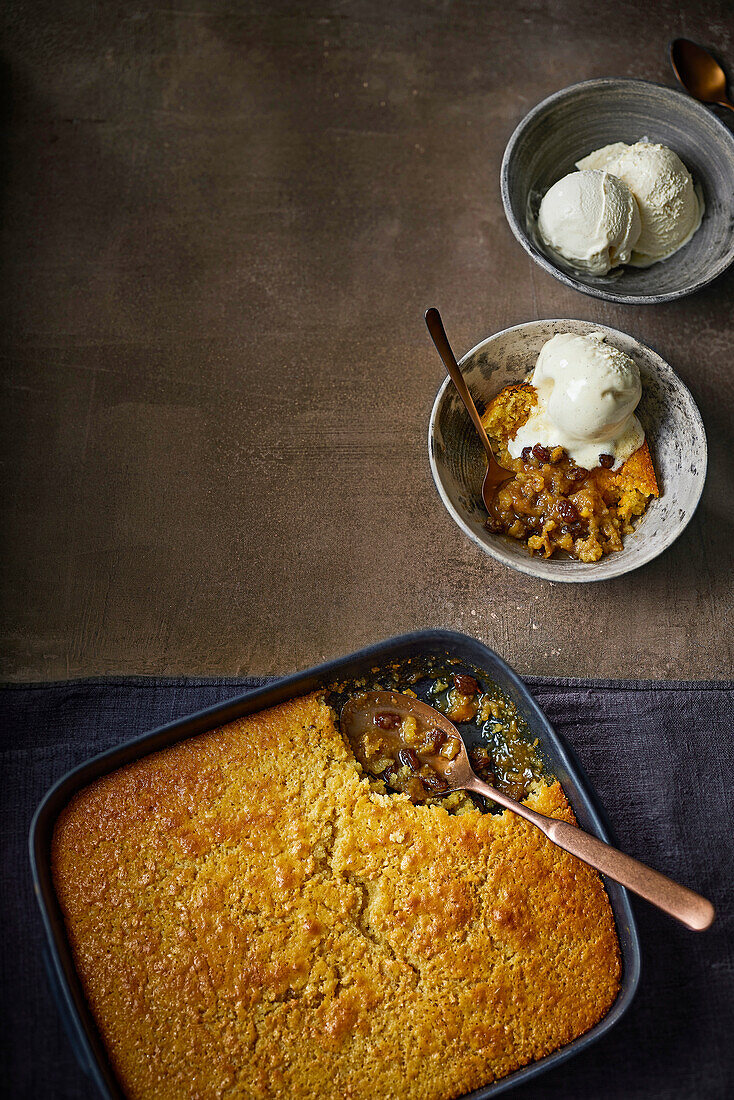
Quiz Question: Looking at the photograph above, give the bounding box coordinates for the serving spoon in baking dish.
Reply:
[425,307,514,502]
[341,690,715,932]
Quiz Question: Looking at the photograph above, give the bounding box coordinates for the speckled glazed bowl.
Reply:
[501,79,734,303]
[428,319,707,582]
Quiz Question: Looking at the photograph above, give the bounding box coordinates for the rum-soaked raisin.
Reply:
[453,673,478,695]
[374,712,400,730]
[599,453,614,469]
[532,443,550,462]
[398,747,420,772]
[422,771,448,793]
[557,499,578,523]
[381,763,398,786]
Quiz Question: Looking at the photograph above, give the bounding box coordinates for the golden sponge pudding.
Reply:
[52,692,621,1099]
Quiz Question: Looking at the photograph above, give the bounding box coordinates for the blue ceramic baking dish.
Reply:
[30,630,640,1099]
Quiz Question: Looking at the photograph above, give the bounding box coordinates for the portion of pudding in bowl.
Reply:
[481,331,659,562]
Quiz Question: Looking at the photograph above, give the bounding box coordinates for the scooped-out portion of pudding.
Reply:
[481,331,659,563]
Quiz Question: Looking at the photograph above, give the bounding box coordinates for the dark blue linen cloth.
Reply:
[2,677,732,1099]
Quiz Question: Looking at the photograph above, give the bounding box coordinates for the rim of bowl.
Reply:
[428,318,708,582]
[500,78,734,305]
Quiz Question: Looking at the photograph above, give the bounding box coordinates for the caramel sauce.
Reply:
[337,665,547,810]
[485,444,626,562]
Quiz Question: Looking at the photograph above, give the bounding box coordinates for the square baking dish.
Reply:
[30,629,640,1099]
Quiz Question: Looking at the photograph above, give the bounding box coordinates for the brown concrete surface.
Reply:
[1,0,733,682]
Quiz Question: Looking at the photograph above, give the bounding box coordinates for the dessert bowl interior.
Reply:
[429,319,707,582]
[501,78,734,303]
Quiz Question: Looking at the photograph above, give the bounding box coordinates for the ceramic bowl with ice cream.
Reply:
[501,79,734,303]
[429,319,706,582]
[480,330,659,564]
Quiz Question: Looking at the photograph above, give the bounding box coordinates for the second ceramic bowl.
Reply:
[501,79,734,303]
[429,319,707,582]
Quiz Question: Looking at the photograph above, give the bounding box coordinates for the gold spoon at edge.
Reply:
[670,37,734,112]
[425,307,513,506]
[341,689,716,932]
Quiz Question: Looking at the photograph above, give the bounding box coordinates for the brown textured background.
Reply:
[1,0,732,682]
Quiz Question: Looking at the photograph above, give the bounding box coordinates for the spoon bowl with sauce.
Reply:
[341,689,715,932]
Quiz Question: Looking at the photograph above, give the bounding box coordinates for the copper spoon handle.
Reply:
[466,776,715,931]
[425,307,495,464]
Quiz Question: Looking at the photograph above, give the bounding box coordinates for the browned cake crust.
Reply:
[614,439,658,498]
[52,693,621,1100]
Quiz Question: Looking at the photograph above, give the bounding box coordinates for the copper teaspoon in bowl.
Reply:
[425,307,513,504]
[670,38,734,112]
[341,689,715,932]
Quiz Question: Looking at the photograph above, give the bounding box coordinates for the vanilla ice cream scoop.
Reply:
[576,140,703,266]
[508,332,644,470]
[537,169,641,275]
